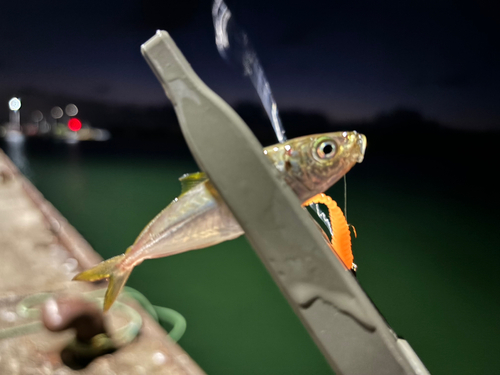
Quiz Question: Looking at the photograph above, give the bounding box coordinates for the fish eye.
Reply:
[315,139,337,160]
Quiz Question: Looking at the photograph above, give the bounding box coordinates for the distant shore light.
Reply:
[68,118,82,132]
[51,106,63,119]
[65,104,78,117]
[32,110,43,122]
[9,97,21,111]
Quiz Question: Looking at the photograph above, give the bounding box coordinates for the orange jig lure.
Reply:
[302,193,354,270]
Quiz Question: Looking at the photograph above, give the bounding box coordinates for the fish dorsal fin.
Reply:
[179,172,208,195]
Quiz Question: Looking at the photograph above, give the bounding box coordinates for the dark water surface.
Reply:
[2,138,499,374]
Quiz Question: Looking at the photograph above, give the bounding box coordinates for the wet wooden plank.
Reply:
[0,149,206,375]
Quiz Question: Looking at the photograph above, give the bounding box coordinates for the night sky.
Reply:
[1,0,499,130]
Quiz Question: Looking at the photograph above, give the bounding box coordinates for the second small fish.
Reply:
[74,131,366,311]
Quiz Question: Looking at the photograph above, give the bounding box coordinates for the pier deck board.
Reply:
[0,149,206,375]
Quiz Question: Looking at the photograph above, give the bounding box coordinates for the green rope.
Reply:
[124,287,187,342]
[154,306,187,343]
[0,321,42,340]
[0,287,186,343]
[123,287,159,321]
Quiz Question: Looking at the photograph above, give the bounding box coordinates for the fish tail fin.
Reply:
[73,254,132,312]
[103,268,132,312]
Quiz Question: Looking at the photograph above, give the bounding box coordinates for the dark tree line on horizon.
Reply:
[1,88,497,163]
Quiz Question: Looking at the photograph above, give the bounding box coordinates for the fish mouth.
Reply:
[355,133,367,163]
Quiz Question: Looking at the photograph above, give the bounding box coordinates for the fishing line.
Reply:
[344,175,348,221]
[212,0,334,237]
[343,174,357,239]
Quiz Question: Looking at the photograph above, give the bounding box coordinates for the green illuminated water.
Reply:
[3,140,499,374]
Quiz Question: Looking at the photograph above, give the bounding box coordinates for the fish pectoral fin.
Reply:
[179,172,208,196]
[73,254,131,312]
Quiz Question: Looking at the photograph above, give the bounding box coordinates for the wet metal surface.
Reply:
[0,150,206,375]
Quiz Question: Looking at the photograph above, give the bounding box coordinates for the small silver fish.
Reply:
[74,131,366,311]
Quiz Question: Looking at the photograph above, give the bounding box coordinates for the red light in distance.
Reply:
[68,118,82,132]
